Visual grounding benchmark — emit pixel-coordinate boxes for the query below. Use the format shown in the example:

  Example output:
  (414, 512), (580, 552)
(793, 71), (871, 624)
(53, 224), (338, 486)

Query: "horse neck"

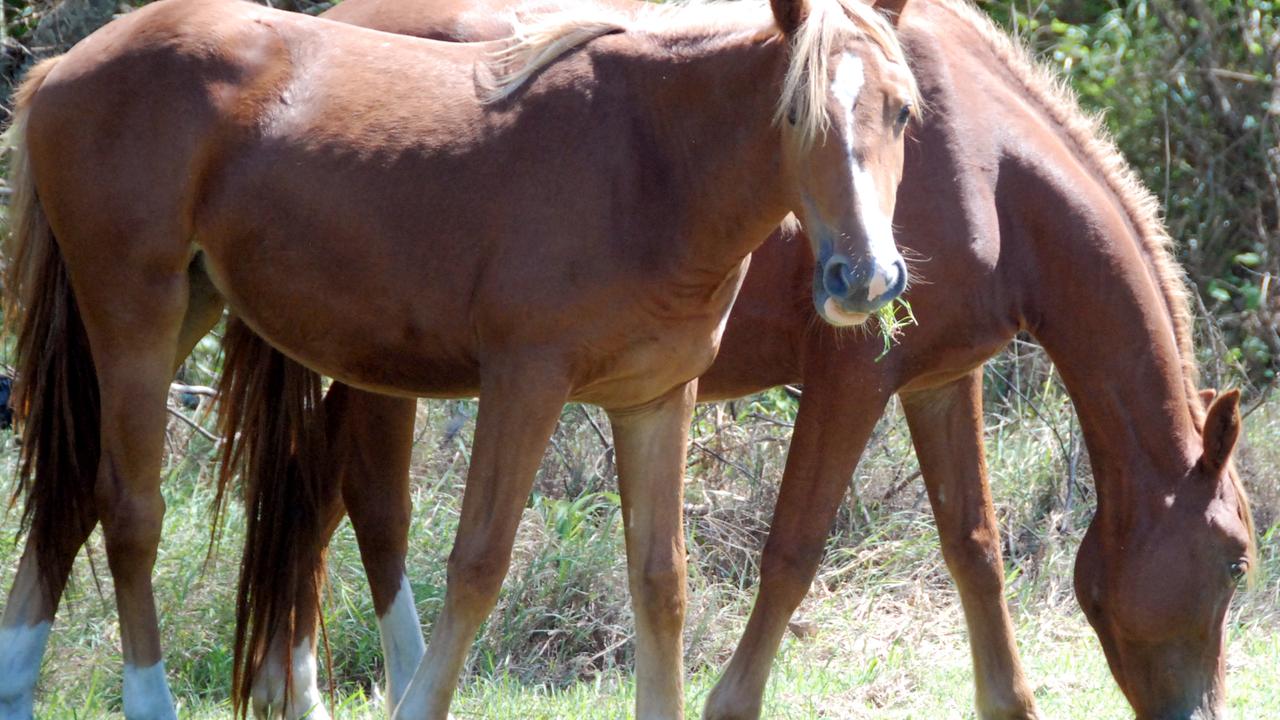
(611, 31), (793, 280)
(1001, 152), (1199, 517)
(903, 0), (1201, 518)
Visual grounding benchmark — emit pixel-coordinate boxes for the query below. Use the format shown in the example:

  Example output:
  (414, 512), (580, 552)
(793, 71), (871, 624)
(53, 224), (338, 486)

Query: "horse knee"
(446, 550), (509, 614)
(635, 561), (686, 632)
(940, 527), (1004, 595)
(757, 541), (823, 612)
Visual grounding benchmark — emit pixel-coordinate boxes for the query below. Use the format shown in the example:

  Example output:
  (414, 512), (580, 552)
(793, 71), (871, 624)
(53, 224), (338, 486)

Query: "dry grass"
(0, 339), (1276, 717)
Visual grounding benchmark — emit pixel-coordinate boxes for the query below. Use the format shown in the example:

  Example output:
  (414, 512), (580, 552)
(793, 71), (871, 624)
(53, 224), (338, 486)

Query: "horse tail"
(2, 55), (101, 603)
(216, 316), (332, 718)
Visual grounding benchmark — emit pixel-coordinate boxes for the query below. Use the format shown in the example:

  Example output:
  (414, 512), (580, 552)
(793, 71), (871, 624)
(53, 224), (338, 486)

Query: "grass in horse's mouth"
(875, 298), (917, 360)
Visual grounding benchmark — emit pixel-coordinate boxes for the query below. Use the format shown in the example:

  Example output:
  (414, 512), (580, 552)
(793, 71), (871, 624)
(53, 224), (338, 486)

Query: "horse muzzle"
(812, 252), (907, 326)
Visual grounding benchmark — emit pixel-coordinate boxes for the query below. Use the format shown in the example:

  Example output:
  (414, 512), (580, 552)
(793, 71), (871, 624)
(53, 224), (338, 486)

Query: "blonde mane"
(931, 0), (1255, 565)
(485, 0), (916, 148)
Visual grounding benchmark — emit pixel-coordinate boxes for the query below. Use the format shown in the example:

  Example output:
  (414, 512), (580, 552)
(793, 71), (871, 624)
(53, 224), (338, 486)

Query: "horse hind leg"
(394, 363), (569, 719)
(249, 381), (420, 720)
(63, 226), (196, 719)
(0, 249), (221, 720)
(330, 384), (423, 715)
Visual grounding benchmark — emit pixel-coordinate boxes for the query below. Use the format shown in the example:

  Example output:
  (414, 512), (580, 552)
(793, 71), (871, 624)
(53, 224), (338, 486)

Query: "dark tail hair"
(2, 55), (101, 606)
(216, 316), (332, 718)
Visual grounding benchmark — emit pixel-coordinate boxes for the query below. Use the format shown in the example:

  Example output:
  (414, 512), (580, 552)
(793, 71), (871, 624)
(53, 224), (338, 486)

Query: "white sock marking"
(122, 661), (177, 720)
(251, 636), (330, 720)
(0, 622), (51, 719)
(288, 638), (330, 720)
(378, 575), (426, 716)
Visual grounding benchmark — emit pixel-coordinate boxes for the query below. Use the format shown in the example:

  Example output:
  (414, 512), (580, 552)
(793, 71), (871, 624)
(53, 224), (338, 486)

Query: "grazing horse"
(0, 0), (919, 717)
(232, 0), (1259, 718)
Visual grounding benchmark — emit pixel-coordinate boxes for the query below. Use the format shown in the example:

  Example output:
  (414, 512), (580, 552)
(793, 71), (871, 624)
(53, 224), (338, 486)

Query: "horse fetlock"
(701, 682), (763, 720)
(976, 693), (1041, 720)
(0, 621), (51, 720)
(251, 637), (328, 720)
(121, 661), (177, 720)
(377, 575), (426, 712)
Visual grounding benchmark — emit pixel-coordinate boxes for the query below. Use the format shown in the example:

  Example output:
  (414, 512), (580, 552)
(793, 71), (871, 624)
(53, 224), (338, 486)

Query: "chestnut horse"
(230, 0), (1259, 718)
(0, 0), (919, 717)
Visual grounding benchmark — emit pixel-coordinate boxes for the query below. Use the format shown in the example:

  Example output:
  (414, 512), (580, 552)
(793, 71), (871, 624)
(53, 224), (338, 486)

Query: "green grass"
(0, 348), (1277, 718)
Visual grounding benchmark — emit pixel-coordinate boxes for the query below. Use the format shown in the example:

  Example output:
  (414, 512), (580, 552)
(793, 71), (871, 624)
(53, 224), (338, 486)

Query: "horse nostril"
(823, 256), (853, 298)
(887, 258), (907, 297)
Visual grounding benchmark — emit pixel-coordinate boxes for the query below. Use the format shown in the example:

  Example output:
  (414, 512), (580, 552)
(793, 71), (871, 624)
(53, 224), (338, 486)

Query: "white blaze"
(834, 52), (902, 302)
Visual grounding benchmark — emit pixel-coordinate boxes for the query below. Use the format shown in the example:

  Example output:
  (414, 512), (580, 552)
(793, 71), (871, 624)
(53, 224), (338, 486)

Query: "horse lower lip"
(822, 297), (868, 326)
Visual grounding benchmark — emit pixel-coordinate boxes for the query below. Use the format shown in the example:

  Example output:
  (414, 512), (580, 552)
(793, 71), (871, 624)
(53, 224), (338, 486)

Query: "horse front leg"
(900, 370), (1039, 720)
(608, 381), (697, 720)
(703, 379), (891, 720)
(392, 364), (569, 720)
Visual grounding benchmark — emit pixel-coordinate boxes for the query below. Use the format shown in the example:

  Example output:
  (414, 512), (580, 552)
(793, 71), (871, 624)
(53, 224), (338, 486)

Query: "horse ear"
(1199, 388), (1218, 406)
(1199, 389), (1241, 476)
(770, 0), (808, 35)
(872, 0), (909, 25)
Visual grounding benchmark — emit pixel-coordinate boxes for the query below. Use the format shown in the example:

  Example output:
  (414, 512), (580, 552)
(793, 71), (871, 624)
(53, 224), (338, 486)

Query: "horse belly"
(197, 237), (483, 398)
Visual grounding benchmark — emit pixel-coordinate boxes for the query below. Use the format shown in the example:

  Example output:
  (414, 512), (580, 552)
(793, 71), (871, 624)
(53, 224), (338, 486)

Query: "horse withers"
(0, 0), (917, 717)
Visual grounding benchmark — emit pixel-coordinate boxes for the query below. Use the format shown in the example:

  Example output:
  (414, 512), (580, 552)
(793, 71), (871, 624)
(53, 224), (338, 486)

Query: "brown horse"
(230, 0), (1259, 718)
(0, 0), (918, 717)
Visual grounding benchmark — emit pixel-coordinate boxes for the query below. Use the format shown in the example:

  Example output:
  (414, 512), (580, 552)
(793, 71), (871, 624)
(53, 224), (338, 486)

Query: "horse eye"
(787, 104), (798, 126)
(1229, 560), (1247, 582)
(896, 103), (912, 127)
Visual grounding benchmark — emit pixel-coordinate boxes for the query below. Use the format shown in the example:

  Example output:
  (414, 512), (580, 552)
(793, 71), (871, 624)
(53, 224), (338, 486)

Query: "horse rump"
(2, 55), (101, 606)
